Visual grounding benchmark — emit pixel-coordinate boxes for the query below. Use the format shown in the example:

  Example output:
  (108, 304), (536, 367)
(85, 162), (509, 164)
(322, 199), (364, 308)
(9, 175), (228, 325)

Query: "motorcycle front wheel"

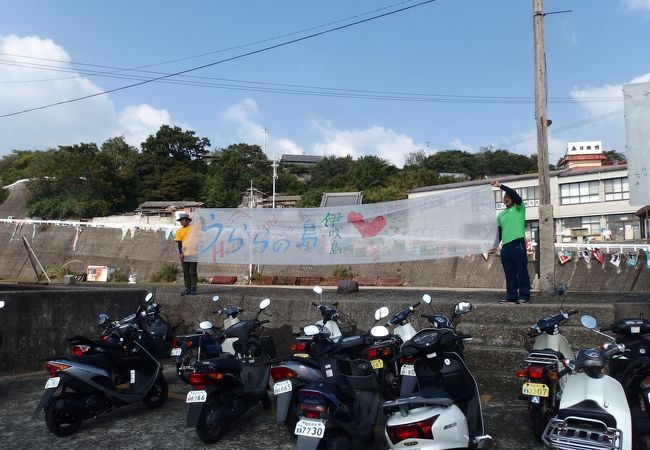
(142, 374), (168, 408)
(44, 395), (83, 436)
(195, 398), (228, 444)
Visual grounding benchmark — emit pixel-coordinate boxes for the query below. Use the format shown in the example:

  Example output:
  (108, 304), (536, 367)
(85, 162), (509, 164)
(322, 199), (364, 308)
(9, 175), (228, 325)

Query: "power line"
(0, 0), (441, 118)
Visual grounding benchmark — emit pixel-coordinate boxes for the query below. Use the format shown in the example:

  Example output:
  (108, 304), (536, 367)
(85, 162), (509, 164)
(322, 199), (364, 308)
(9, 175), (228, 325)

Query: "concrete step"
(463, 344), (528, 374)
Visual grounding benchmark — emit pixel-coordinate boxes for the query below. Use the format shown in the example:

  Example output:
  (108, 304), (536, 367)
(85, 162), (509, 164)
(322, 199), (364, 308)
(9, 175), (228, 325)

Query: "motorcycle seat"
(556, 399), (617, 428)
(66, 354), (117, 372)
(285, 355), (321, 369)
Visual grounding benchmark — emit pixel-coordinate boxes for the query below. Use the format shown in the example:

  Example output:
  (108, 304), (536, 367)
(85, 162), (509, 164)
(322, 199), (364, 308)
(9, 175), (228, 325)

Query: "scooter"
(603, 314), (650, 449)
(186, 298), (274, 444)
(516, 283), (578, 442)
(542, 315), (631, 450)
(32, 317), (168, 436)
(172, 295), (226, 383)
(270, 294), (372, 436)
(293, 323), (390, 450)
(382, 301), (491, 449)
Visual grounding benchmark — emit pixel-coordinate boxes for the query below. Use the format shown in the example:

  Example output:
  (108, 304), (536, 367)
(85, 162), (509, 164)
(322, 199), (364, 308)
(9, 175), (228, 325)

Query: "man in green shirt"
(491, 180), (530, 304)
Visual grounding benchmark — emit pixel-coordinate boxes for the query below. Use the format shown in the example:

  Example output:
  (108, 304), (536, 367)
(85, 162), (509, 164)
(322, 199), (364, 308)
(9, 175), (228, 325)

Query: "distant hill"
(0, 179), (27, 219)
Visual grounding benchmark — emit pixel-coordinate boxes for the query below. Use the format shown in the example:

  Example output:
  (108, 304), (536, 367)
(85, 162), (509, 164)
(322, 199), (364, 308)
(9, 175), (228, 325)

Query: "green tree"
(349, 155), (398, 191)
(603, 150), (626, 162)
(307, 155), (355, 191)
(202, 143), (271, 207)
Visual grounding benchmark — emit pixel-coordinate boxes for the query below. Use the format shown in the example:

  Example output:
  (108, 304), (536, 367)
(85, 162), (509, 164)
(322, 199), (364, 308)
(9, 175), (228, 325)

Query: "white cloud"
(0, 34), (176, 154)
(310, 117), (419, 168)
(117, 105), (171, 147)
(623, 0), (650, 11)
(447, 138), (474, 152)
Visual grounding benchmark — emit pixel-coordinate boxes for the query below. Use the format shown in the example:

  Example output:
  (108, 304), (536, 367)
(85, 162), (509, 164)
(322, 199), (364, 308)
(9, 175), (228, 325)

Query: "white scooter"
(312, 285), (343, 342)
(382, 302), (491, 449)
(542, 315), (631, 450)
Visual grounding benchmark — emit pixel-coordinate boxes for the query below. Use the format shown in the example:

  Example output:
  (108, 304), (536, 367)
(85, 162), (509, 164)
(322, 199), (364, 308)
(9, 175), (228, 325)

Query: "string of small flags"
(557, 248), (645, 268)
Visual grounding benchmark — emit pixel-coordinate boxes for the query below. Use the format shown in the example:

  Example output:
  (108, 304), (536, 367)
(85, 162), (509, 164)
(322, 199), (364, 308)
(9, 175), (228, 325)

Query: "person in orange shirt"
(174, 213), (197, 295)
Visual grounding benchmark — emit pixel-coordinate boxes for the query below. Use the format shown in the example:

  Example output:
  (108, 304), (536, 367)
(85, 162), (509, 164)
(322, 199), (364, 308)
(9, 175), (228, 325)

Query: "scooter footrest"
(542, 417), (622, 450)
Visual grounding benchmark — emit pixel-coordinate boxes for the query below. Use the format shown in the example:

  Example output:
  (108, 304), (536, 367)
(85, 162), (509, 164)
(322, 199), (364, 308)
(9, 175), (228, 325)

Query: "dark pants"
(501, 239), (530, 301)
(182, 261), (198, 291)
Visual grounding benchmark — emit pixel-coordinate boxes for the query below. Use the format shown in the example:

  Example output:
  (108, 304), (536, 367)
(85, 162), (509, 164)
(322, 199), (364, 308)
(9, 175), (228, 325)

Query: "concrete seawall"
(1, 223), (648, 291)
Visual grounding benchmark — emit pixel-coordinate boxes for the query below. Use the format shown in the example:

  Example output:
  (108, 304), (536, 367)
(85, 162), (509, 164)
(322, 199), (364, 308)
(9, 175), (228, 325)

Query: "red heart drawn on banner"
(347, 211), (386, 238)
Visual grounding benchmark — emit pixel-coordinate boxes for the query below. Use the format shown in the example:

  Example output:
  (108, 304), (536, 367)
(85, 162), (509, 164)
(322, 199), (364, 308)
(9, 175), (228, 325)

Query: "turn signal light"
(515, 369), (528, 378)
(290, 341), (308, 352)
(367, 348), (379, 359)
(44, 361), (71, 376)
(641, 375), (650, 389)
(547, 371), (560, 382)
(386, 415), (439, 444)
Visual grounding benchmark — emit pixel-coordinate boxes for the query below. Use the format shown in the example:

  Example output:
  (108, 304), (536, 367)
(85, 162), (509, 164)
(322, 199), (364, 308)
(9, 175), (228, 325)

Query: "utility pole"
(533, 0), (555, 294)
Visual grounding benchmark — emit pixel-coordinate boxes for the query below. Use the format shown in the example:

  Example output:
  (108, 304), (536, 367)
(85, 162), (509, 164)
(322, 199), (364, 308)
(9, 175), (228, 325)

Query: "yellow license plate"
(370, 359), (384, 369)
(294, 353), (309, 358)
(522, 382), (549, 397)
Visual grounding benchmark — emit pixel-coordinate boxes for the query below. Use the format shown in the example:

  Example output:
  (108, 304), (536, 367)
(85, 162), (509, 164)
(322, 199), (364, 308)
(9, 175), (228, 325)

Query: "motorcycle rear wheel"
(44, 396), (82, 436)
(195, 399), (228, 444)
(529, 399), (552, 443)
(142, 374), (168, 408)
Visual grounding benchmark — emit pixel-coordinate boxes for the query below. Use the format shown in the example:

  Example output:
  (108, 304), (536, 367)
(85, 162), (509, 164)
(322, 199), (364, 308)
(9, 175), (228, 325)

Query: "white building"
(408, 145), (637, 243)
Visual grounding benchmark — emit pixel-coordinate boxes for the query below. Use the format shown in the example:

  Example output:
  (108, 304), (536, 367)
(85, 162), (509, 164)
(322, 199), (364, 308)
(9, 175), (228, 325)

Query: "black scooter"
(185, 298), (274, 444)
(32, 313), (168, 436)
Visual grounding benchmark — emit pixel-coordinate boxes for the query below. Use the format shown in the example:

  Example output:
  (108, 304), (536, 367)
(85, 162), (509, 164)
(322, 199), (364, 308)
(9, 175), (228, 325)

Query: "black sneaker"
(516, 298), (530, 304)
(180, 289), (190, 296)
(499, 298), (517, 304)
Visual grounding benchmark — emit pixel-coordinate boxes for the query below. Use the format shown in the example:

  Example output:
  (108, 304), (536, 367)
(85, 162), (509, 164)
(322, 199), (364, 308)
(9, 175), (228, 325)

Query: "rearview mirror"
(374, 307), (390, 321)
(422, 294), (432, 304)
(145, 292), (154, 303)
(304, 325), (321, 336)
(200, 320), (213, 330)
(454, 302), (473, 315)
(371, 325), (390, 337)
(313, 286), (323, 295)
(555, 283), (567, 296)
(580, 315), (597, 330)
(259, 298), (271, 310)
(97, 313), (109, 326)
(212, 295), (220, 302)
(0, 300), (5, 308)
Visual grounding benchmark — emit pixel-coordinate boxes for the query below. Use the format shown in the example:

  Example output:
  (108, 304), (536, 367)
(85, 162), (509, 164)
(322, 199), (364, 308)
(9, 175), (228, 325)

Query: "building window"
(560, 181), (599, 204)
(581, 216), (601, 236)
(495, 186), (539, 209)
(604, 177), (629, 201)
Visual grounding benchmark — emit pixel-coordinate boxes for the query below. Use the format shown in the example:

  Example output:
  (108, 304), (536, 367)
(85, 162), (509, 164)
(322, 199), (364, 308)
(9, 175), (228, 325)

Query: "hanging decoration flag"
(121, 227), (128, 241)
(165, 228), (173, 240)
(610, 253), (621, 268)
(32, 224), (36, 242)
(579, 249), (592, 264)
(482, 252), (489, 260)
(72, 227), (82, 251)
(558, 251), (573, 265)
(626, 252), (638, 267)
(592, 249), (604, 264)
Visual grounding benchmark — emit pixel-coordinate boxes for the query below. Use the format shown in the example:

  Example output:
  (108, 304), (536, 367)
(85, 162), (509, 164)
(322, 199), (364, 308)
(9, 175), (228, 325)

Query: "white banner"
(183, 185), (497, 265)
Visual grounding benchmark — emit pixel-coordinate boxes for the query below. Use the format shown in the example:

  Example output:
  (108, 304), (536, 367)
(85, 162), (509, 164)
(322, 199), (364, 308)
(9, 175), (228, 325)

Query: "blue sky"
(0, 0), (648, 167)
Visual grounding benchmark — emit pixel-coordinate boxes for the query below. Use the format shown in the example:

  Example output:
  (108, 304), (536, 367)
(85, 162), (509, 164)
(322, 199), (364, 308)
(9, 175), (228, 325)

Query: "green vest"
(497, 202), (526, 244)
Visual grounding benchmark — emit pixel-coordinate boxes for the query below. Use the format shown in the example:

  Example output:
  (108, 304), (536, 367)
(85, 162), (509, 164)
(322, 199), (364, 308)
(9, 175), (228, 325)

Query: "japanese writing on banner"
(182, 185), (497, 265)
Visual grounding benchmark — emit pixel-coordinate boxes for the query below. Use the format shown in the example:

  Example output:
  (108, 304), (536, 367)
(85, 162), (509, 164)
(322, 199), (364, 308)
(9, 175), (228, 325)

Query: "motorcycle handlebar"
(258, 319), (270, 325)
(557, 365), (573, 378)
(567, 309), (579, 316)
(312, 302), (318, 307)
(455, 333), (472, 340)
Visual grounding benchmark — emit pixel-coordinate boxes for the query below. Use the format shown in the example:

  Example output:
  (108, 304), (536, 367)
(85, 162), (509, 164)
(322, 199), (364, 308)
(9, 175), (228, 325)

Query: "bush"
(112, 269), (129, 282)
(151, 263), (180, 282)
(334, 266), (354, 279)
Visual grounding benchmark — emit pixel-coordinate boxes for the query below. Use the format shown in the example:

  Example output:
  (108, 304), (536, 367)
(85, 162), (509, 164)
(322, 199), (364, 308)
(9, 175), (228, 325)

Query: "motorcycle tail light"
(641, 375), (650, 389)
(386, 415), (439, 444)
(70, 345), (90, 356)
(171, 337), (180, 348)
(270, 366), (299, 382)
(399, 356), (418, 364)
(367, 348), (379, 359)
(289, 341), (308, 352)
(297, 390), (331, 419)
(297, 402), (328, 419)
(44, 361), (71, 376)
(527, 365), (544, 380)
(188, 372), (224, 389)
(381, 347), (392, 357)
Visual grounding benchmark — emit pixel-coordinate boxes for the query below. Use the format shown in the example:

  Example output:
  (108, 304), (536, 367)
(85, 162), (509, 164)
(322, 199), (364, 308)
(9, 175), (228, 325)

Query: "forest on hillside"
(0, 125), (624, 220)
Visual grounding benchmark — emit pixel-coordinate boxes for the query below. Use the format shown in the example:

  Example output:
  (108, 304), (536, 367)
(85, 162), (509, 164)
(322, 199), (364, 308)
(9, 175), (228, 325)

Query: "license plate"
(370, 359), (384, 369)
(400, 364), (415, 377)
(186, 390), (207, 403)
(45, 377), (60, 389)
(171, 347), (182, 356)
(522, 382), (549, 397)
(273, 380), (292, 395)
(294, 419), (325, 438)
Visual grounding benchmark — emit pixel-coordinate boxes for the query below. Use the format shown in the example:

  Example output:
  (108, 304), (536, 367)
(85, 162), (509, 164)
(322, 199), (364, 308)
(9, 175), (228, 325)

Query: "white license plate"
(273, 380), (292, 395)
(400, 364), (415, 377)
(294, 419), (325, 438)
(45, 377), (60, 389)
(171, 347), (182, 356)
(186, 390), (207, 403)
